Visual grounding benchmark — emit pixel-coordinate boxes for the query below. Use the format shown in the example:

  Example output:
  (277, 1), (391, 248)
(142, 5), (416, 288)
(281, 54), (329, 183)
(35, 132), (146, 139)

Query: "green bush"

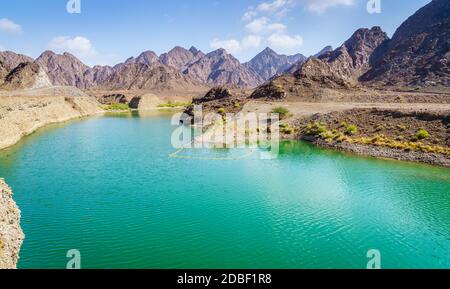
(218, 108), (225, 114)
(272, 107), (290, 119)
(101, 103), (130, 111)
(346, 124), (358, 135)
(415, 129), (430, 140)
(234, 102), (241, 109)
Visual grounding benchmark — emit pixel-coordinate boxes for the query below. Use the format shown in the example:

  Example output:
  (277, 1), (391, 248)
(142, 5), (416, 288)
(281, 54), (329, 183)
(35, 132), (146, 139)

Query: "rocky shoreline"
(0, 179), (24, 269)
(304, 137), (450, 167)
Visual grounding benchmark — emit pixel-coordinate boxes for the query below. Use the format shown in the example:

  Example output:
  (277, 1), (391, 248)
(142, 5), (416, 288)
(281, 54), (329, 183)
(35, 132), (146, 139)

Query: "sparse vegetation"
(101, 103), (130, 111)
(157, 101), (192, 108)
(272, 107), (290, 119)
(414, 129), (430, 140)
(346, 124), (358, 135)
(218, 108), (225, 114)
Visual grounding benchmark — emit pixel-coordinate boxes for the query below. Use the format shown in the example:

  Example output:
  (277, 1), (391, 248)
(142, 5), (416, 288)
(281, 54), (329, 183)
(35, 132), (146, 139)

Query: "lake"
(0, 111), (448, 269)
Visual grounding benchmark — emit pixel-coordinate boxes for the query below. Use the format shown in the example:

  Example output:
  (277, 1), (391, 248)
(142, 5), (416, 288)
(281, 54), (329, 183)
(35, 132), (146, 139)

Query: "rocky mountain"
(124, 50), (159, 66)
(160, 46), (205, 71)
(0, 51), (34, 70)
(361, 0), (450, 87)
(285, 46), (333, 74)
(0, 61), (9, 85)
(314, 46), (333, 58)
(318, 26), (389, 83)
(99, 61), (199, 91)
(183, 48), (264, 88)
(245, 47), (307, 81)
(251, 27), (388, 100)
(35, 51), (91, 88)
(1, 62), (51, 90)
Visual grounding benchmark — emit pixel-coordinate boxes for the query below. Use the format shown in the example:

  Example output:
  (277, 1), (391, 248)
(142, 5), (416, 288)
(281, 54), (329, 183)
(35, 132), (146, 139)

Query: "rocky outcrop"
(194, 87), (232, 103)
(183, 48), (264, 88)
(0, 179), (24, 269)
(96, 93), (128, 105)
(314, 46), (333, 58)
(0, 86), (103, 150)
(361, 0), (450, 87)
(2, 62), (51, 90)
(0, 61), (9, 85)
(0, 51), (34, 71)
(318, 26), (389, 83)
(128, 93), (163, 110)
(35, 51), (91, 89)
(160, 46), (205, 71)
(245, 47), (306, 81)
(99, 61), (200, 91)
(124, 50), (160, 66)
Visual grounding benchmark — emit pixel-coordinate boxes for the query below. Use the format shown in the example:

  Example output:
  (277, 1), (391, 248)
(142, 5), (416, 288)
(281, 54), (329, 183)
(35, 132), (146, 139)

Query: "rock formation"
(0, 51), (33, 71)
(361, 0), (450, 87)
(2, 62), (51, 90)
(0, 179), (24, 269)
(160, 46), (205, 71)
(183, 48), (264, 88)
(35, 51), (91, 89)
(245, 47), (306, 81)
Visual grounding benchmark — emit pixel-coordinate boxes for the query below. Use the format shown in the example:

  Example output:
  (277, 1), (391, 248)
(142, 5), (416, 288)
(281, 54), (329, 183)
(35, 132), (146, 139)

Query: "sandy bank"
(0, 86), (104, 150)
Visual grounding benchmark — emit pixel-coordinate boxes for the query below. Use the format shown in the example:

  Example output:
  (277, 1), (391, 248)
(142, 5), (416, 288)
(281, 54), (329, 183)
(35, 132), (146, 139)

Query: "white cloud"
(306, 0), (356, 13)
(48, 36), (97, 59)
(210, 35), (263, 54)
(258, 0), (291, 12)
(210, 38), (242, 54)
(267, 33), (304, 52)
(242, 35), (263, 49)
(242, 10), (258, 21)
(0, 18), (22, 34)
(245, 17), (286, 34)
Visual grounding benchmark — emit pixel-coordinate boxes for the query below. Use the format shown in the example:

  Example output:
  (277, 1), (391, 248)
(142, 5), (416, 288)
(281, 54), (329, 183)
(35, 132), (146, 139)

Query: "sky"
(0, 0), (431, 66)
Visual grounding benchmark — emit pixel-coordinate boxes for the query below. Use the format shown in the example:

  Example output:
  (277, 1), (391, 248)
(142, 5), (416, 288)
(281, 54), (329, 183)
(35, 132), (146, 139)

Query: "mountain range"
(0, 0), (448, 93)
(251, 0), (449, 100)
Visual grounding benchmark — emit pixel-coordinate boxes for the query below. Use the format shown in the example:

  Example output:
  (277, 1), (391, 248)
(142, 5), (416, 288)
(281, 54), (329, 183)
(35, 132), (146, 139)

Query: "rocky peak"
(35, 50), (91, 88)
(0, 51), (34, 71)
(316, 26), (389, 82)
(314, 46), (333, 58)
(247, 47), (307, 81)
(183, 48), (263, 88)
(361, 0), (450, 86)
(160, 46), (200, 71)
(125, 50), (159, 65)
(189, 46), (201, 55)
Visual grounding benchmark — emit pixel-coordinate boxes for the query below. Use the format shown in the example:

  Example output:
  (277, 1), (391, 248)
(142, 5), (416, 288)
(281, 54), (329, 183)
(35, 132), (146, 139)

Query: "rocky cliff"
(0, 179), (24, 269)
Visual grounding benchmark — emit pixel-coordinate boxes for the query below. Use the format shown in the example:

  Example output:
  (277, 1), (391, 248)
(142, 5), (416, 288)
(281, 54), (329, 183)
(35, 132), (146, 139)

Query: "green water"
(0, 112), (448, 269)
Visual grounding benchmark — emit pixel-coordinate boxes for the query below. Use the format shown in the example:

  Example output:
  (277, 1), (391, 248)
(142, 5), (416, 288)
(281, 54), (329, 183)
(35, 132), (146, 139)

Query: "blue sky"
(0, 0), (431, 66)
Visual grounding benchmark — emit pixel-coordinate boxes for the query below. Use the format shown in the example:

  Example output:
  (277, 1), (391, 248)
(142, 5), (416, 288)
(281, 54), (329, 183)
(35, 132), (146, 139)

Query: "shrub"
(218, 108), (225, 114)
(101, 103), (130, 111)
(272, 107), (290, 119)
(346, 124), (358, 135)
(282, 127), (294, 135)
(234, 102), (241, 109)
(415, 129), (430, 140)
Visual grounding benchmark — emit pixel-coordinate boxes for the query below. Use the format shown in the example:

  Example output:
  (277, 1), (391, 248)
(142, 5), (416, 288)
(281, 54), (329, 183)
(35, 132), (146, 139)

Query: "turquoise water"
(0, 112), (449, 269)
